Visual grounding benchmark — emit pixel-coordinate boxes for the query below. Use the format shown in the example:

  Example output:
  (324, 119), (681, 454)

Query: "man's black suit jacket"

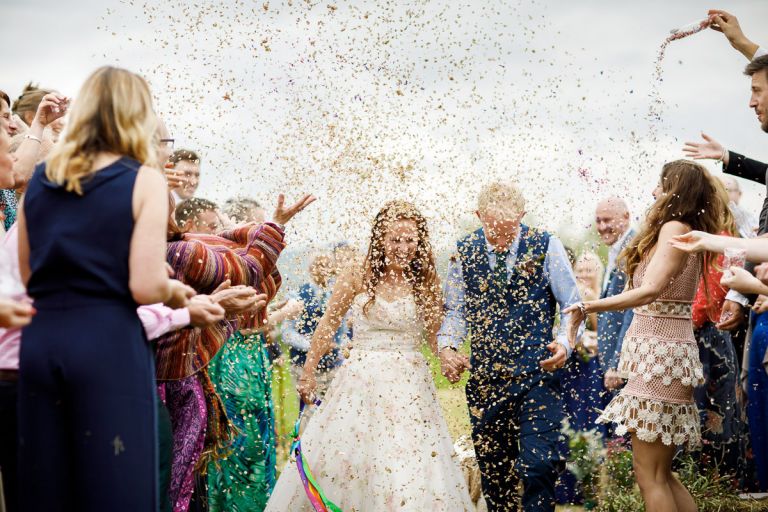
(724, 151), (768, 235)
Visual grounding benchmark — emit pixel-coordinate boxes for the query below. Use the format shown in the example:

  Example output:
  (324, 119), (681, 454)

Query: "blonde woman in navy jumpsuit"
(16, 66), (193, 511)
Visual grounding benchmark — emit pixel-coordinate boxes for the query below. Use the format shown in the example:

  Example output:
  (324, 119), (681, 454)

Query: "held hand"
(716, 299), (745, 331)
(721, 266), (762, 294)
(604, 369), (624, 391)
(0, 298), (35, 328)
(668, 231), (716, 254)
(297, 369), (318, 405)
(165, 279), (196, 309)
(164, 165), (186, 189)
(33, 93), (69, 128)
(272, 193), (317, 226)
(439, 348), (466, 383)
(540, 342), (567, 372)
(682, 133), (724, 161)
(187, 295), (226, 328)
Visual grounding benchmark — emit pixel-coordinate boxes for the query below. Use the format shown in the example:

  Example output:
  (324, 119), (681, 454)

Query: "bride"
(265, 201), (473, 511)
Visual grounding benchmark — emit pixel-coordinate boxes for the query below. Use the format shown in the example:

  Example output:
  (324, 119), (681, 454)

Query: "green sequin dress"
(207, 331), (276, 511)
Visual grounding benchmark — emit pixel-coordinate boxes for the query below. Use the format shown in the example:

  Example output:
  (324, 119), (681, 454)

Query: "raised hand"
(164, 163), (186, 189)
(707, 9), (758, 59)
(33, 93), (69, 128)
(682, 133), (725, 162)
(272, 193), (316, 226)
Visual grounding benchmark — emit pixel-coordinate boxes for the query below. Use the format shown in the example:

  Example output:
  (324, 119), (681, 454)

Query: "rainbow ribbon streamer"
(292, 399), (343, 512)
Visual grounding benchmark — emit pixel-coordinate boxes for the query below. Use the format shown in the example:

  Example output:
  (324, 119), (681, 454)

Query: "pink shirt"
(0, 224), (191, 371)
(0, 224), (25, 370)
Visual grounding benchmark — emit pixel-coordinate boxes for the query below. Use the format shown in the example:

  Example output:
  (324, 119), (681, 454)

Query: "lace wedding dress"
(265, 294), (473, 511)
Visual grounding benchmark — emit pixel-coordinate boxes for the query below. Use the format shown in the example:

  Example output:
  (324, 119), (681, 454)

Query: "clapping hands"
(439, 348), (471, 383)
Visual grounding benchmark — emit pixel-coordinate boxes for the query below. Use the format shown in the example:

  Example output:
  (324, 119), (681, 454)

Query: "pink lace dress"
(597, 254), (705, 449)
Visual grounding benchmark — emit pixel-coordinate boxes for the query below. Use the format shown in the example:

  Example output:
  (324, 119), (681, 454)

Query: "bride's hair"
(362, 201), (443, 328)
(620, 159), (728, 282)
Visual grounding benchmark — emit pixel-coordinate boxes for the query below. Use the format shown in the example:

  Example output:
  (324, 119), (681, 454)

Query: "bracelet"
(24, 134), (42, 144)
(716, 148), (727, 163)
(577, 302), (588, 316)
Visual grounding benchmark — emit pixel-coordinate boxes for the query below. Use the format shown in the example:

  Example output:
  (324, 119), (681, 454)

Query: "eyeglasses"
(160, 138), (175, 149)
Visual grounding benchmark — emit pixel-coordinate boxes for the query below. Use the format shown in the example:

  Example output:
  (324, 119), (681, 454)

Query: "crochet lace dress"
(597, 254), (704, 449)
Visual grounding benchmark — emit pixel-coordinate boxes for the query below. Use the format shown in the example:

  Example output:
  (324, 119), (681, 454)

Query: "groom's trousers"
(467, 371), (565, 512)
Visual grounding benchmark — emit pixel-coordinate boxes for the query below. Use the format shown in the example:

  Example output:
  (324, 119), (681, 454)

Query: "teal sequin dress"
(207, 331), (276, 511)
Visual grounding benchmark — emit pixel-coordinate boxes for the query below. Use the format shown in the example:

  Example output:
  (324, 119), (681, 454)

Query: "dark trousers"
(18, 305), (158, 511)
(0, 380), (18, 512)
(467, 371), (565, 512)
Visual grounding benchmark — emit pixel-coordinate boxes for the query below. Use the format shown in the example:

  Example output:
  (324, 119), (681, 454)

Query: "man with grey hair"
(438, 181), (583, 511)
(594, 197), (636, 414)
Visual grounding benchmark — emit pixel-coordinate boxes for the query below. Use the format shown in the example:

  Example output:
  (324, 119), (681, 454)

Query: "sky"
(2, 0), (767, 275)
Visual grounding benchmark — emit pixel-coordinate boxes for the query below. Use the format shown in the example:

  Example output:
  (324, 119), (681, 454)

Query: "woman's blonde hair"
(45, 66), (159, 194)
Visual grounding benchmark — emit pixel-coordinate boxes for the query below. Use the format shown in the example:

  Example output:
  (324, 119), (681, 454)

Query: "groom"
(439, 182), (583, 512)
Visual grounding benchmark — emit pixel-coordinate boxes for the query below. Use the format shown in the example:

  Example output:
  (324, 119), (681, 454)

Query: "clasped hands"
(438, 348), (471, 383)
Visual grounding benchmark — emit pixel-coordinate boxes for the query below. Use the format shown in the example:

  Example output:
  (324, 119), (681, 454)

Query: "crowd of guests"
(0, 7), (767, 512)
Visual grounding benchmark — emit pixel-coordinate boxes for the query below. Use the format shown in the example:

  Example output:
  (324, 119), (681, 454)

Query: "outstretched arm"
(670, 230), (768, 262)
(297, 266), (362, 403)
(565, 222), (691, 345)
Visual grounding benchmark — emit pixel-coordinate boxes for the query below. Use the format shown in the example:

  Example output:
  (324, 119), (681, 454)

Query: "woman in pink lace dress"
(566, 160), (730, 512)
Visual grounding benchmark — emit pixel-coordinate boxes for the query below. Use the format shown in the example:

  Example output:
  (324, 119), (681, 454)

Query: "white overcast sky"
(2, 0), (767, 260)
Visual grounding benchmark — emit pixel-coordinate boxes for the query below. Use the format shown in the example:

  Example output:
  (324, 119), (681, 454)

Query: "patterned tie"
(491, 248), (510, 289)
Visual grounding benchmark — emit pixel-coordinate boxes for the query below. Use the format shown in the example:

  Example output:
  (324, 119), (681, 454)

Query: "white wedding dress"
(265, 293), (473, 511)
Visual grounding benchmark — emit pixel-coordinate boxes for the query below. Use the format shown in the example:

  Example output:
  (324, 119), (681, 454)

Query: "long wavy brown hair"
(362, 201), (442, 329)
(620, 160), (729, 282)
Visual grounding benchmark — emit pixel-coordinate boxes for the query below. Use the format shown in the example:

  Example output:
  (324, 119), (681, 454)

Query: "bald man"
(594, 198), (636, 402)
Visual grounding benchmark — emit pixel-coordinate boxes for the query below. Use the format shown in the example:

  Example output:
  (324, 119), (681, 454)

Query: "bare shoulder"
(659, 221), (690, 238)
(136, 165), (166, 187)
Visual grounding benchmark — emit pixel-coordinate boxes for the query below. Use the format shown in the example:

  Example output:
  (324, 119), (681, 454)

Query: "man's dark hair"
(175, 198), (218, 225)
(745, 54), (768, 77)
(169, 149), (201, 166)
(0, 90), (9, 107)
(223, 197), (263, 223)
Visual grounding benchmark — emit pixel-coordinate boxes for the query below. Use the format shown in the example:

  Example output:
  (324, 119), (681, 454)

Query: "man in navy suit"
(439, 182), (583, 511)
(594, 198), (635, 401)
